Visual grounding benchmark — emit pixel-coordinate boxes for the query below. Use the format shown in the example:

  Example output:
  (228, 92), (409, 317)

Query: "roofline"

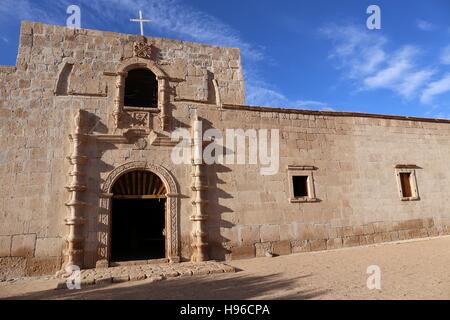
(19, 21), (241, 51)
(222, 104), (450, 125)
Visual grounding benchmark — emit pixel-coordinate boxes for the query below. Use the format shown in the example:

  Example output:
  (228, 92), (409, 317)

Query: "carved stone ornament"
(134, 41), (153, 60)
(134, 138), (148, 150)
(100, 162), (180, 262)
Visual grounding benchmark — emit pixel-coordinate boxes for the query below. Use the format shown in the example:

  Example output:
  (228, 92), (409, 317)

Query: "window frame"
(114, 58), (170, 131)
(287, 165), (318, 203)
(123, 68), (159, 110)
(395, 167), (420, 201)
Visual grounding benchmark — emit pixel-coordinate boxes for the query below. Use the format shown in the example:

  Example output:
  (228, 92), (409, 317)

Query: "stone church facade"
(1, 21), (450, 277)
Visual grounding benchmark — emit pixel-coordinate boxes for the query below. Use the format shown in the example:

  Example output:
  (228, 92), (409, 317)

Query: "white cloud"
(420, 74), (450, 104)
(1, 36), (8, 43)
(322, 25), (437, 100)
(440, 45), (450, 65)
(292, 100), (329, 108)
(416, 19), (435, 31)
(398, 69), (435, 97)
(0, 0), (58, 23)
(245, 75), (329, 109)
(246, 81), (288, 106)
(363, 46), (434, 98)
(320, 24), (387, 79)
(364, 46), (416, 90)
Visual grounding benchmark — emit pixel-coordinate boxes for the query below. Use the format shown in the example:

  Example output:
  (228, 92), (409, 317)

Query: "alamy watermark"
(65, 264), (81, 290)
(171, 125), (280, 176)
(366, 265), (381, 290)
(67, 5), (81, 29)
(366, 5), (381, 30)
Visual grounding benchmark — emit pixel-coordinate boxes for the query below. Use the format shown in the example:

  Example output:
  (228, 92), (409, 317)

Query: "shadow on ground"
(3, 272), (331, 300)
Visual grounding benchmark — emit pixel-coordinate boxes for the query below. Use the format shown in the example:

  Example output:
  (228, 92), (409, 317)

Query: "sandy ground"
(1, 236), (449, 300)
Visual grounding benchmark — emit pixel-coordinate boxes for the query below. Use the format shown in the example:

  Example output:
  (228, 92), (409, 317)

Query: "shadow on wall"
(207, 163), (235, 261)
(3, 272), (330, 300)
(82, 111), (117, 267)
(201, 118), (236, 261)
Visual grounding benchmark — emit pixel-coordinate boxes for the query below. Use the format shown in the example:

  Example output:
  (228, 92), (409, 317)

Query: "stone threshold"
(109, 258), (169, 267)
(56, 261), (236, 290)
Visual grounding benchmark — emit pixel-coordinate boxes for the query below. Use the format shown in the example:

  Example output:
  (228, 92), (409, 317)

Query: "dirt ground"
(1, 236), (449, 300)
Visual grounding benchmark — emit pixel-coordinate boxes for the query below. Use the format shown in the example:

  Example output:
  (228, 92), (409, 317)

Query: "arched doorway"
(110, 170), (167, 262)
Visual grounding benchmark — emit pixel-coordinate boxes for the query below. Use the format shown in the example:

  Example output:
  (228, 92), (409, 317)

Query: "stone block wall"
(1, 21), (450, 278)
(200, 105), (450, 261)
(0, 21), (244, 277)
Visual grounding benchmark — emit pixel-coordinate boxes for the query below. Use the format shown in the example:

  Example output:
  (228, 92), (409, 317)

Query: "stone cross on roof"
(130, 10), (151, 36)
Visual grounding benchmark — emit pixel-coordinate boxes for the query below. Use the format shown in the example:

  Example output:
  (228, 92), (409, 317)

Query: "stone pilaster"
(158, 77), (169, 131)
(113, 71), (127, 128)
(64, 109), (88, 269)
(190, 114), (209, 262)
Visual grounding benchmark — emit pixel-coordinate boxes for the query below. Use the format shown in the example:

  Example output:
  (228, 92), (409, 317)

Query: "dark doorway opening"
(111, 198), (166, 262)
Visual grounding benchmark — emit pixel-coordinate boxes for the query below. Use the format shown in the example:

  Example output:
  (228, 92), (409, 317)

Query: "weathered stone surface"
(291, 240), (310, 253)
(2, 21), (450, 278)
(310, 240), (327, 252)
(343, 236), (361, 248)
(35, 238), (63, 257)
(260, 225), (280, 242)
(326, 238), (343, 250)
(26, 258), (61, 276)
(0, 257), (27, 280)
(272, 240), (291, 256)
(239, 226), (260, 245)
(112, 275), (130, 283)
(0, 236), (11, 257)
(95, 277), (112, 285)
(231, 246), (256, 260)
(11, 234), (36, 258)
(255, 242), (272, 257)
(54, 261), (235, 288)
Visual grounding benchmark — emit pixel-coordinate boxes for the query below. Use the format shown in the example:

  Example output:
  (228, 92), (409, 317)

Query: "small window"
(395, 167), (419, 201)
(287, 165), (318, 203)
(399, 172), (412, 198)
(293, 176), (309, 198)
(124, 69), (158, 108)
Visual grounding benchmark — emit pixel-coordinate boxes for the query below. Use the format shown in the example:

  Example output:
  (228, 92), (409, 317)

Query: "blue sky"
(1, 0), (450, 118)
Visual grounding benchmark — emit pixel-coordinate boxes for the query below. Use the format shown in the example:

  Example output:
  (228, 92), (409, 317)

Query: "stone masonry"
(1, 21), (450, 278)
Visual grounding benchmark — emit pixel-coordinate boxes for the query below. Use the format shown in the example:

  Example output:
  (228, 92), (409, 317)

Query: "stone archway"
(98, 161), (180, 266)
(112, 57), (170, 131)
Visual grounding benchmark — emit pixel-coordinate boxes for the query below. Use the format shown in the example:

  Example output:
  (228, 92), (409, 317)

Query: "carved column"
(113, 71), (127, 128)
(159, 77), (169, 131)
(190, 114), (209, 262)
(64, 109), (88, 269)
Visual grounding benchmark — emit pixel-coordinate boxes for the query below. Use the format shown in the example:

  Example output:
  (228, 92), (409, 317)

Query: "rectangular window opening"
(399, 172), (412, 198)
(293, 176), (309, 198)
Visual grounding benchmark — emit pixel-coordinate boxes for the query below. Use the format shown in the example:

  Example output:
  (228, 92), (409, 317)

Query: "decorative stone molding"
(287, 165), (318, 203)
(134, 40), (153, 60)
(112, 71), (127, 129)
(190, 114), (209, 262)
(134, 138), (148, 150)
(212, 79), (222, 108)
(99, 161), (180, 264)
(121, 111), (151, 129)
(395, 167), (420, 201)
(113, 57), (170, 131)
(64, 109), (88, 270)
(159, 77), (169, 131)
(54, 58), (75, 96)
